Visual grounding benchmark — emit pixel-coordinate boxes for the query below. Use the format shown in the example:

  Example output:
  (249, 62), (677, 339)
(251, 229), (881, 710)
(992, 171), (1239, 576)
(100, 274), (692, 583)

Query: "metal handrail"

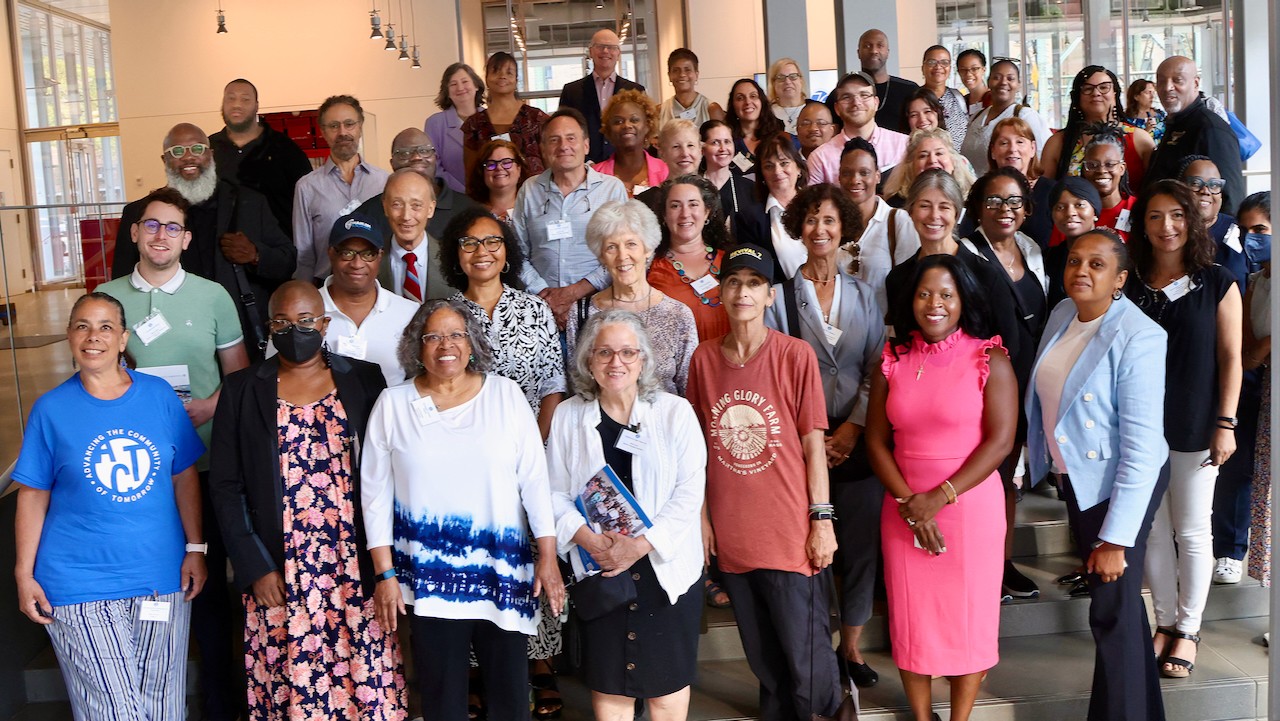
(0, 460), (15, 497)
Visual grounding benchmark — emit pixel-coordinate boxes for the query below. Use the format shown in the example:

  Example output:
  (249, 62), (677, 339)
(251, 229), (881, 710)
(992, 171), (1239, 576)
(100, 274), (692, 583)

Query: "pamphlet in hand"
(573, 465), (651, 575)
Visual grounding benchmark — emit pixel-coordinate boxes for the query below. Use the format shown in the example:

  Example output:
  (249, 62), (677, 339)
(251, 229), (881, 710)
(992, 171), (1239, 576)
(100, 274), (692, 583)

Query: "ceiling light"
(370, 10), (383, 39)
(385, 24), (397, 50)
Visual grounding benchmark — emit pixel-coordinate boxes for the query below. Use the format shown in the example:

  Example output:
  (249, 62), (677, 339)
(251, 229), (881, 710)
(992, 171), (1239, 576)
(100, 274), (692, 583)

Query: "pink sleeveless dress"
(880, 330), (1006, 676)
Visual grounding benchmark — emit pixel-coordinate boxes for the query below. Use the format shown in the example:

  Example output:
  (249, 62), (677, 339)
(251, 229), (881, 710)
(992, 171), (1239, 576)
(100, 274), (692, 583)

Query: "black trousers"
(410, 615), (530, 721)
(1213, 370), (1261, 559)
(1061, 466), (1169, 721)
(720, 569), (844, 721)
(831, 476), (882, 627)
(192, 471), (244, 721)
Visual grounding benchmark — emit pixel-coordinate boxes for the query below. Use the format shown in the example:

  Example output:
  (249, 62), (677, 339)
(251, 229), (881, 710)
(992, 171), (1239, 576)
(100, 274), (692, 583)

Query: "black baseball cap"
(328, 213), (384, 250)
(721, 244), (775, 284)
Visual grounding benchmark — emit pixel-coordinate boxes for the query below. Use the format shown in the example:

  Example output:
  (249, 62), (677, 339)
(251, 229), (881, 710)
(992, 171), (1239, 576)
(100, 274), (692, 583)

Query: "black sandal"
(1153, 625), (1178, 664)
(531, 672), (563, 720)
(1160, 630), (1201, 679)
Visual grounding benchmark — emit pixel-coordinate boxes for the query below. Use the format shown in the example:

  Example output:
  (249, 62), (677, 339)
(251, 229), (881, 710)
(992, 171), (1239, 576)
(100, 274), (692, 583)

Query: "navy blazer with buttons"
(557, 73), (646, 163)
(209, 353), (387, 592)
(1026, 296), (1168, 547)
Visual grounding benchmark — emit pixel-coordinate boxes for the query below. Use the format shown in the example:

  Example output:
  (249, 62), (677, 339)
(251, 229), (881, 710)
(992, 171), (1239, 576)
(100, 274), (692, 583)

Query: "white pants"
(1144, 449), (1219, 633)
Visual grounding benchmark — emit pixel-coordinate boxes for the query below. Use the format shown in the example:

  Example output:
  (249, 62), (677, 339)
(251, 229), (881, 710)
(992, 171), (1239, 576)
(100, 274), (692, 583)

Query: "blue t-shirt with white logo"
(13, 369), (205, 606)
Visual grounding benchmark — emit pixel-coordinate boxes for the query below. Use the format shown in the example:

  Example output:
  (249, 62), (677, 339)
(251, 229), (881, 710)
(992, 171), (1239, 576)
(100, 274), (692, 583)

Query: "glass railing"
(0, 201), (127, 493)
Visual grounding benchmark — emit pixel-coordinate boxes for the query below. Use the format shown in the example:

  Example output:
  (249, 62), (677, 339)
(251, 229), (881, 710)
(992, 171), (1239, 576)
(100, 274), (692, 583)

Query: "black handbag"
(570, 571), (637, 621)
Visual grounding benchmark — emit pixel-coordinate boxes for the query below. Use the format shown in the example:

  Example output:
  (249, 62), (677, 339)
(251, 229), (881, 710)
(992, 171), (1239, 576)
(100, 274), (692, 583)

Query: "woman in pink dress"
(865, 254), (1017, 721)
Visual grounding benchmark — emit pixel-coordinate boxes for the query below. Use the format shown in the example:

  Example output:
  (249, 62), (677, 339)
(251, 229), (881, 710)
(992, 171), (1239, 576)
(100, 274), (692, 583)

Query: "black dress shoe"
(1056, 570), (1085, 586)
(1068, 579), (1091, 598)
(1003, 560), (1040, 599)
(847, 660), (879, 688)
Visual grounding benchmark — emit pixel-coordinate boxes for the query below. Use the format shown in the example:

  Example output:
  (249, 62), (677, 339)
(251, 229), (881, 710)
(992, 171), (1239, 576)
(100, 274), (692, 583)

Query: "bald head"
(589, 28), (621, 78)
(383, 169), (436, 247)
(268, 279), (324, 316)
(1156, 56), (1200, 114)
(390, 127), (437, 176)
(163, 123), (209, 150)
(858, 29), (890, 77)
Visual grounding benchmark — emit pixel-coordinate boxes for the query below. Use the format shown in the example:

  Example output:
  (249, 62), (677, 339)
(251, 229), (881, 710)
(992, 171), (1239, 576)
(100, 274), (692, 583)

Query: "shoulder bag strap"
(226, 186), (267, 351)
(782, 276), (802, 339)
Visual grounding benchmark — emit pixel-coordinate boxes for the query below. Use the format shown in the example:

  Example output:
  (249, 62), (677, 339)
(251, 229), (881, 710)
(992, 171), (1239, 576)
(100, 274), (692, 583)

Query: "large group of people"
(10, 22), (1272, 721)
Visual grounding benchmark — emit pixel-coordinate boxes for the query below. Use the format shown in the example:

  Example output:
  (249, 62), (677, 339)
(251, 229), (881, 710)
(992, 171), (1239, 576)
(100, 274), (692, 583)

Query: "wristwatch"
(185, 543), (209, 555)
(809, 509), (835, 522)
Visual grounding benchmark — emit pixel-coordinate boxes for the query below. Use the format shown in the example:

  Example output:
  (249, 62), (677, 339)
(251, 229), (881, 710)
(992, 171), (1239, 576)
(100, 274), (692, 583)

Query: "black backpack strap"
(782, 276), (802, 339)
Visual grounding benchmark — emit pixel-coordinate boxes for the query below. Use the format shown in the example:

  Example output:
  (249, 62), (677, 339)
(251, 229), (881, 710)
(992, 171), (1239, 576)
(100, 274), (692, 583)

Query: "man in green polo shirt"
(98, 185), (249, 720)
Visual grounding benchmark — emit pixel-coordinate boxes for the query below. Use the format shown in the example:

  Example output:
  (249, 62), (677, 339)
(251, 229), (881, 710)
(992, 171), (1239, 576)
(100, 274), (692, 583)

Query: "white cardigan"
(546, 392), (707, 604)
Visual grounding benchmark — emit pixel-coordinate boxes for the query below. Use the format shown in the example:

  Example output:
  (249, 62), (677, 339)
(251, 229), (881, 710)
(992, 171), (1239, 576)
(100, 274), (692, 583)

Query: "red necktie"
(403, 252), (422, 302)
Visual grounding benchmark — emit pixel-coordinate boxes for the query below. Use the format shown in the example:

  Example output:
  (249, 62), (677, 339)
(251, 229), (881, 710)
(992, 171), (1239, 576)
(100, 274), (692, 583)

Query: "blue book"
(573, 465), (651, 574)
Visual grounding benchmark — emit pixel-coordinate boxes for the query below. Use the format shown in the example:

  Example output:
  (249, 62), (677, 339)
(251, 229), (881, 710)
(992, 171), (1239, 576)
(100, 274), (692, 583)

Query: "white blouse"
(546, 393), (707, 604)
(361, 374), (556, 635)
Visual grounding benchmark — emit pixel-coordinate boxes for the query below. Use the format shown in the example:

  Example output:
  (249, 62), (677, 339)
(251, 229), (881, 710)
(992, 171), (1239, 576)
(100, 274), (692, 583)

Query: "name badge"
(1162, 275), (1194, 302)
(546, 219), (573, 240)
(1224, 224), (1243, 253)
(678, 108), (697, 120)
(732, 152), (754, 173)
(411, 395), (441, 425)
(140, 599), (171, 623)
(492, 132), (512, 142)
(337, 334), (367, 360)
(632, 184), (650, 196)
(133, 310), (172, 346)
(616, 428), (648, 454)
(690, 274), (719, 295)
(822, 322), (844, 346)
(1114, 208), (1132, 233)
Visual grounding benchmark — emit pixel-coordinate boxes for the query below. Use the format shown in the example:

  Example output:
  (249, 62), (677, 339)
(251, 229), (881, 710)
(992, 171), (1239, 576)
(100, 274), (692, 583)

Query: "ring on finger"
(906, 518), (916, 527)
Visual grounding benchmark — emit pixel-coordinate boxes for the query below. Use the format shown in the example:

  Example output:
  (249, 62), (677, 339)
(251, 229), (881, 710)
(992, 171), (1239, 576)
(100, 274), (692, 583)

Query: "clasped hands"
(581, 531), (651, 577)
(897, 488), (948, 555)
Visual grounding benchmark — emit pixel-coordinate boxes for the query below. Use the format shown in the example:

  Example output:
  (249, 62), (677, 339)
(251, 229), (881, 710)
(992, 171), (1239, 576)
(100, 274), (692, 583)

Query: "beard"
(222, 111), (256, 134)
(166, 158), (219, 205)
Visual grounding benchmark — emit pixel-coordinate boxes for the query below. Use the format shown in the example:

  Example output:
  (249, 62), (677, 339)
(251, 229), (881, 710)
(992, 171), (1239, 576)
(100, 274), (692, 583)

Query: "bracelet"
(185, 542), (208, 555)
(1217, 424), (1237, 431)
(808, 503), (834, 513)
(809, 509), (836, 521)
(941, 480), (958, 505)
(1217, 416), (1239, 428)
(375, 568), (397, 582)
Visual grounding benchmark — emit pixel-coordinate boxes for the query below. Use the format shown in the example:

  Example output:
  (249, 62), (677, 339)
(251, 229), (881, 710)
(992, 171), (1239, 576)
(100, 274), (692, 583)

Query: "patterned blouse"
(565, 294), (699, 397)
(451, 286), (566, 411)
(461, 104), (549, 177)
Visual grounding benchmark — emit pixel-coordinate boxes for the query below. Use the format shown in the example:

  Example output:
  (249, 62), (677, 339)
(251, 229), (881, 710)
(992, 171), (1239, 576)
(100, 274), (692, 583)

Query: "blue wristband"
(376, 568), (397, 582)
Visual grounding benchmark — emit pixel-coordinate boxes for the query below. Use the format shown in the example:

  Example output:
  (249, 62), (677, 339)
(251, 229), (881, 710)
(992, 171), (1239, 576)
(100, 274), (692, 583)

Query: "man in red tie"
(378, 169), (458, 302)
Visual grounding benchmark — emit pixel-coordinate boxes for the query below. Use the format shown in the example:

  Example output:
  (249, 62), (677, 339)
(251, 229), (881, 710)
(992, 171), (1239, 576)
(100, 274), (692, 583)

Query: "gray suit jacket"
(377, 235), (457, 302)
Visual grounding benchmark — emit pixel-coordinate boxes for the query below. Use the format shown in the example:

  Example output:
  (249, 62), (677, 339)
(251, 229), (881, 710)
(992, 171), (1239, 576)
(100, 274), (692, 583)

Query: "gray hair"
(570, 309), (662, 403)
(397, 299), (494, 379)
(585, 199), (662, 260)
(907, 168), (966, 213)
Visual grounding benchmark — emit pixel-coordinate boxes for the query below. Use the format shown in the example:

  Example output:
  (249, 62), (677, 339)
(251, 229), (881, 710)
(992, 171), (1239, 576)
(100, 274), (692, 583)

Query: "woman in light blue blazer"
(1025, 229), (1169, 721)
(763, 182), (887, 689)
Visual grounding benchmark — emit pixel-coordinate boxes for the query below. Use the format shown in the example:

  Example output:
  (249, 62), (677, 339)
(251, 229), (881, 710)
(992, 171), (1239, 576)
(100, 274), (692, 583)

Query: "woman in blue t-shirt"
(13, 292), (206, 721)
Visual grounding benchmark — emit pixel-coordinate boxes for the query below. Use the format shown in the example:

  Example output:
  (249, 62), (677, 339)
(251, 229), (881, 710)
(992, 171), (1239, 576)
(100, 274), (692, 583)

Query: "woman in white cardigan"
(547, 309), (706, 721)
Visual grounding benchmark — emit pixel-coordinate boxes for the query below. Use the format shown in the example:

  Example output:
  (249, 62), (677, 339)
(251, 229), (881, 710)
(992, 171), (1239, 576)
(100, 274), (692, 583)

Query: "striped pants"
(46, 590), (192, 721)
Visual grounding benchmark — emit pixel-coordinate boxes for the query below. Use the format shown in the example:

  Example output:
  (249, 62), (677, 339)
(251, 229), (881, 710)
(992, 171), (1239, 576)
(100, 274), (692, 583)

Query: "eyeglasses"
(267, 316), (325, 334)
(923, 59), (951, 69)
(483, 157), (516, 172)
(164, 144), (207, 159)
(797, 119), (834, 129)
(592, 43), (621, 53)
(775, 72), (803, 82)
(984, 195), (1025, 210)
(836, 91), (876, 105)
(1080, 81), (1115, 96)
(589, 347), (641, 364)
(421, 331), (469, 345)
(458, 235), (505, 253)
(957, 65), (985, 75)
(1185, 176), (1226, 194)
(1082, 159), (1124, 172)
(391, 145), (436, 161)
(320, 119), (361, 132)
(335, 247), (380, 262)
(138, 218), (186, 238)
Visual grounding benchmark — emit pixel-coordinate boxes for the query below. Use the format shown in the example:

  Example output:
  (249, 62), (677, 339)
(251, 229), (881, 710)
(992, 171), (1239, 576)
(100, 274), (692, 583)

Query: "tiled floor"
(0, 289), (77, 474)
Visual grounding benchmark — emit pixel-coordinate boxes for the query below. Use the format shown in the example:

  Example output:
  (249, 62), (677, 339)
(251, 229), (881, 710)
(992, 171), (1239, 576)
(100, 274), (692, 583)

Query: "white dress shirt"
(388, 234), (429, 300)
(320, 277), (419, 386)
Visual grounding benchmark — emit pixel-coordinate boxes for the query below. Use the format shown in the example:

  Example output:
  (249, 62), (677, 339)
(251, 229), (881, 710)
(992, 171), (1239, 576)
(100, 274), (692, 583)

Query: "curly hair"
(655, 175), (729, 256)
(725, 78), (784, 141)
(754, 133), (808, 203)
(883, 128), (975, 201)
(1081, 122), (1132, 197)
(585, 200), (662, 260)
(781, 184), (865, 273)
(436, 206), (527, 291)
(965, 166), (1034, 223)
(466, 138), (530, 203)
(397, 299), (495, 380)
(601, 89), (658, 142)
(1129, 179), (1216, 277)
(569, 309), (662, 403)
(987, 117), (1043, 181)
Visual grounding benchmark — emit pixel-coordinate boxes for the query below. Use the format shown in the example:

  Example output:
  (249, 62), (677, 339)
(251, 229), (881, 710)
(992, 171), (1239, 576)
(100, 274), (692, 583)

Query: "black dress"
(580, 412), (703, 699)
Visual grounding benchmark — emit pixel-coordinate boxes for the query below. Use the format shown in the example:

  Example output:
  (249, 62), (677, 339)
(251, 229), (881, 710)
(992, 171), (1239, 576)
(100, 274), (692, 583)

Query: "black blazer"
(557, 74), (646, 163)
(731, 202), (788, 281)
(209, 354), (387, 592)
(210, 122), (314, 239)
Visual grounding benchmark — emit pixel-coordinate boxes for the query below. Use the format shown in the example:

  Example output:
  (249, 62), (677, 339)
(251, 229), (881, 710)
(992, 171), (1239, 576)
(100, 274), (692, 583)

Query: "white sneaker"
(1213, 557), (1243, 584)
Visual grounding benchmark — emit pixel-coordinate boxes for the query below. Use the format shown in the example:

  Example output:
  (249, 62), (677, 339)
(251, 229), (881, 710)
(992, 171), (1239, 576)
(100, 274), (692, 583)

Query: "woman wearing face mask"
(1178, 155), (1249, 291)
(1126, 180), (1242, 681)
(987, 117), (1054, 248)
(1241, 192), (1273, 590)
(918, 46), (968, 150)
(210, 281), (405, 720)
(960, 59), (1051, 176)
(882, 128), (975, 208)
(1026, 229), (1170, 721)
(1040, 66), (1155, 188)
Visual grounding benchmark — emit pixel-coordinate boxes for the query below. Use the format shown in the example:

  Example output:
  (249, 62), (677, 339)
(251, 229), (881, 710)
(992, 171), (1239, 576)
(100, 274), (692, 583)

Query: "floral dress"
(243, 391), (406, 721)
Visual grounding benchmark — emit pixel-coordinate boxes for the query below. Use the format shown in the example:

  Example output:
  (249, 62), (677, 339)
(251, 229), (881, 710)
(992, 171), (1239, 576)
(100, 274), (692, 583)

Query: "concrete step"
(569, 617), (1270, 721)
(22, 645), (199, 704)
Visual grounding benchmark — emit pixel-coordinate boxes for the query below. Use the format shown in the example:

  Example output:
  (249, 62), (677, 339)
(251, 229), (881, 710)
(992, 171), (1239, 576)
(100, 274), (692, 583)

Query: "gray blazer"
(764, 271), (886, 427)
(376, 236), (457, 302)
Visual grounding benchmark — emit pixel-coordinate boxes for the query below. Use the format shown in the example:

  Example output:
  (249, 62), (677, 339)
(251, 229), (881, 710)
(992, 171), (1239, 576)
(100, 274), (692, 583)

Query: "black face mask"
(273, 326), (325, 364)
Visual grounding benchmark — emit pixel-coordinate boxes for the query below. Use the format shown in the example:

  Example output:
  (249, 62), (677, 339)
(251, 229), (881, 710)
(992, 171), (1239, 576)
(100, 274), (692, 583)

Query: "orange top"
(648, 252), (729, 342)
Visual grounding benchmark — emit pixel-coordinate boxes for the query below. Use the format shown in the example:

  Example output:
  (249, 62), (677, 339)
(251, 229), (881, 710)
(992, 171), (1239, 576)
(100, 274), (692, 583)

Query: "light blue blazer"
(1026, 296), (1169, 547)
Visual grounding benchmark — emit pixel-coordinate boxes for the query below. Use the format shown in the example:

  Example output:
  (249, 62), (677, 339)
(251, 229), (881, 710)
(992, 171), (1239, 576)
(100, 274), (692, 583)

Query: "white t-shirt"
(1035, 313), (1105, 472)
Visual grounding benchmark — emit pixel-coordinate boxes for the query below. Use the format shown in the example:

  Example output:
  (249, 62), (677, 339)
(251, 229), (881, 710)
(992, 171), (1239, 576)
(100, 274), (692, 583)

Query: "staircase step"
(566, 617), (1269, 720)
(22, 645), (200, 704)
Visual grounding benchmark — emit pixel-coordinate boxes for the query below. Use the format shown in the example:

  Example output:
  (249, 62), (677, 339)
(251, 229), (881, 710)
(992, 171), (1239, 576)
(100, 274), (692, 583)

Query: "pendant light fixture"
(370, 1), (383, 39)
(215, 0), (227, 33)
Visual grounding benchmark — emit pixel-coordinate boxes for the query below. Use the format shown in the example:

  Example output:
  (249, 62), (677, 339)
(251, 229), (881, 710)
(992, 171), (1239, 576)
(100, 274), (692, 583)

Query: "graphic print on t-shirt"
(707, 389), (782, 474)
(83, 429), (161, 502)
